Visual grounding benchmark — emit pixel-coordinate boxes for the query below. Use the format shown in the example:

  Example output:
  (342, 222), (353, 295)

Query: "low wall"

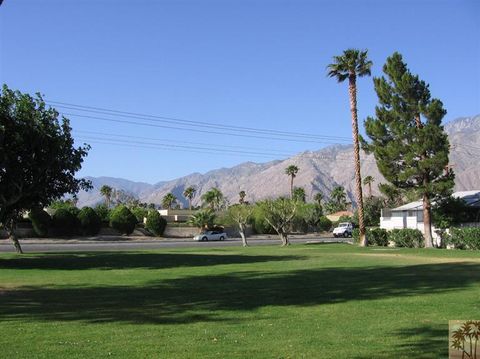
(162, 225), (254, 238)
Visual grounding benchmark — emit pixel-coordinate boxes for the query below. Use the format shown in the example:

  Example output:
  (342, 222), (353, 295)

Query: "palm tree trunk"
(188, 198), (192, 211)
(348, 75), (366, 246)
(290, 176), (294, 199)
(368, 183), (372, 198)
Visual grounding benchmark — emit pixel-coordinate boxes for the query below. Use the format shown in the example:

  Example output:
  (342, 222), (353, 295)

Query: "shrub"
(145, 211), (167, 236)
(28, 208), (51, 237)
(367, 228), (389, 246)
(110, 205), (137, 235)
(388, 228), (424, 248)
(446, 227), (480, 250)
(131, 207), (148, 224)
(318, 216), (332, 232)
(352, 228), (360, 243)
(77, 207), (102, 235)
(94, 204), (111, 223)
(251, 204), (276, 234)
(52, 208), (79, 236)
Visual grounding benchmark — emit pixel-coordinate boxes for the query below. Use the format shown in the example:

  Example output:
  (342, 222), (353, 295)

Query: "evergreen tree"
(363, 52), (454, 247)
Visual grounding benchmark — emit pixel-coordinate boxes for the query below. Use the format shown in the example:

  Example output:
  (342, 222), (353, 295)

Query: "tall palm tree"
(162, 193), (177, 209)
(238, 190), (246, 204)
(330, 186), (347, 208)
(201, 188), (224, 211)
(183, 186), (196, 210)
(328, 49), (372, 247)
(285, 165), (299, 198)
(363, 176), (374, 198)
(313, 192), (323, 206)
(100, 185), (112, 208)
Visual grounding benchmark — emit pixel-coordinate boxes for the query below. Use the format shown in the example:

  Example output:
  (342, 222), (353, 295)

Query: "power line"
(63, 111), (351, 145)
(47, 100), (353, 142)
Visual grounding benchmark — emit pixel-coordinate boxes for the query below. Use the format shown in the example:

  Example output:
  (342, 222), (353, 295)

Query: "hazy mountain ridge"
(76, 115), (480, 208)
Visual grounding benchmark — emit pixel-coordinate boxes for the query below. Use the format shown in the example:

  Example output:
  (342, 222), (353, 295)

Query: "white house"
(380, 190), (480, 242)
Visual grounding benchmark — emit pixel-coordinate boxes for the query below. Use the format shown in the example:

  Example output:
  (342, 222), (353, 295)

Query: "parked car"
(333, 222), (354, 238)
(193, 230), (227, 241)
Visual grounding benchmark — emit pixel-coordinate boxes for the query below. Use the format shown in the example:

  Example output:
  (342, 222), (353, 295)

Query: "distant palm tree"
(313, 192), (323, 206)
(328, 48), (372, 247)
(238, 190), (246, 204)
(363, 176), (375, 198)
(162, 193), (177, 209)
(201, 188), (224, 211)
(100, 185), (113, 208)
(183, 186), (196, 210)
(285, 165), (299, 198)
(188, 209), (216, 233)
(330, 186), (347, 206)
(292, 187), (306, 203)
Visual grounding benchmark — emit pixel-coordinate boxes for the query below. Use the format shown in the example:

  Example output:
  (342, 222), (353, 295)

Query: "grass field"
(1, 244), (479, 358)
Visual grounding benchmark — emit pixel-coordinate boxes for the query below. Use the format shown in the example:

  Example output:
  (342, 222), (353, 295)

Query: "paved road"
(0, 236), (349, 253)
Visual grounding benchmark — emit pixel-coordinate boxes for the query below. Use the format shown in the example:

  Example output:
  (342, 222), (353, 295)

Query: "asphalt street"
(0, 235), (349, 253)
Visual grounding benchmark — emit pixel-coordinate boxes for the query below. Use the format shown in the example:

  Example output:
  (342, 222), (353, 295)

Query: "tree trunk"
(189, 198), (192, 211)
(7, 222), (23, 254)
(239, 223), (248, 247)
(368, 183), (372, 198)
(290, 176), (294, 199)
(348, 75), (366, 246)
(280, 232), (289, 246)
(423, 194), (433, 248)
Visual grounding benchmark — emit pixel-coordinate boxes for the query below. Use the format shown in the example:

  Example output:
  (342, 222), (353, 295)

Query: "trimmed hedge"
(367, 228), (389, 247)
(145, 211), (167, 236)
(388, 229), (424, 248)
(110, 205), (137, 235)
(131, 207), (148, 224)
(77, 207), (102, 235)
(28, 208), (51, 237)
(446, 227), (480, 250)
(52, 208), (79, 236)
(94, 204), (111, 223)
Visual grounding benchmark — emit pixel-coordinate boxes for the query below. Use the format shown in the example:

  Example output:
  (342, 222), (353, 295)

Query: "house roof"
(391, 190), (480, 212)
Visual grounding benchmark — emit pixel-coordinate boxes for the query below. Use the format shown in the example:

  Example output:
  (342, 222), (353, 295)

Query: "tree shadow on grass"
(0, 252), (303, 270)
(1, 262), (479, 325)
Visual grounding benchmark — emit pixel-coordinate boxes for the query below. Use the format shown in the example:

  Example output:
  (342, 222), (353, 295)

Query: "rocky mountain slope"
(76, 115), (480, 208)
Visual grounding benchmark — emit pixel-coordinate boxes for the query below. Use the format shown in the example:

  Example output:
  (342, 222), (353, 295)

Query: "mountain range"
(76, 115), (480, 208)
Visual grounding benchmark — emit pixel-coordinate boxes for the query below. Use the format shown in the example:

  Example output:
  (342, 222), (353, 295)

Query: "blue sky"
(1, 0), (479, 183)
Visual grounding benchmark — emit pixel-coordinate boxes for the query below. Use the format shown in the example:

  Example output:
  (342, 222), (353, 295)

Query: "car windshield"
(339, 223), (349, 227)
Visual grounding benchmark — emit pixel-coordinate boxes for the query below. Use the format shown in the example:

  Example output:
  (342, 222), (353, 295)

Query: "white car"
(333, 222), (354, 238)
(193, 230), (227, 241)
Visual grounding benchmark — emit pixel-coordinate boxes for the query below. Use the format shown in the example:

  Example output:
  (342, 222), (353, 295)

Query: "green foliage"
(388, 229), (424, 248)
(353, 196), (383, 227)
(251, 204), (276, 234)
(433, 197), (479, 229)
(94, 204), (111, 223)
(100, 185), (113, 207)
(292, 187), (306, 203)
(77, 207), (102, 236)
(325, 186), (348, 214)
(145, 211), (167, 236)
(0, 85), (90, 250)
(446, 228), (480, 250)
(201, 188), (224, 210)
(52, 208), (79, 236)
(130, 206), (148, 223)
(352, 228), (360, 243)
(293, 203), (324, 232)
(162, 193), (177, 210)
(28, 207), (51, 237)
(258, 197), (298, 245)
(318, 216), (333, 232)
(109, 205), (137, 235)
(367, 228), (389, 247)
(187, 209), (216, 231)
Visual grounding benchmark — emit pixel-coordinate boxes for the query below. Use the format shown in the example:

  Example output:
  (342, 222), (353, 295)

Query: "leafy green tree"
(238, 190), (246, 204)
(284, 165), (299, 198)
(109, 205), (137, 235)
(201, 188), (224, 211)
(353, 196), (384, 227)
(28, 207), (51, 237)
(145, 210), (167, 236)
(327, 49), (372, 246)
(162, 193), (177, 209)
(0, 85), (90, 253)
(363, 52), (454, 247)
(226, 204), (253, 247)
(77, 207), (102, 236)
(363, 176), (374, 198)
(324, 186), (347, 214)
(188, 209), (216, 232)
(100, 185), (113, 208)
(292, 187), (306, 203)
(130, 206), (148, 223)
(94, 204), (111, 223)
(259, 197), (298, 246)
(183, 186), (196, 210)
(313, 192), (323, 205)
(52, 208), (79, 236)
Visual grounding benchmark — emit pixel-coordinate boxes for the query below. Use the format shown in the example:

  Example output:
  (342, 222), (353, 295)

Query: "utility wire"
(47, 100), (352, 142)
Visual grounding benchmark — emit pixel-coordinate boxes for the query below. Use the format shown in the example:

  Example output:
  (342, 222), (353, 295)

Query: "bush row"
(353, 228), (423, 248)
(27, 205), (167, 237)
(445, 227), (480, 250)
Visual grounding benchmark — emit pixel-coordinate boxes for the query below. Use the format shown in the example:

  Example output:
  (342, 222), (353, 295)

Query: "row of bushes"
(445, 228), (480, 250)
(28, 205), (167, 237)
(353, 228), (424, 248)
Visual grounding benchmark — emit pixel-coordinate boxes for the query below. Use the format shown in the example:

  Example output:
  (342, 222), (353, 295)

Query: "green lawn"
(1, 244), (479, 358)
